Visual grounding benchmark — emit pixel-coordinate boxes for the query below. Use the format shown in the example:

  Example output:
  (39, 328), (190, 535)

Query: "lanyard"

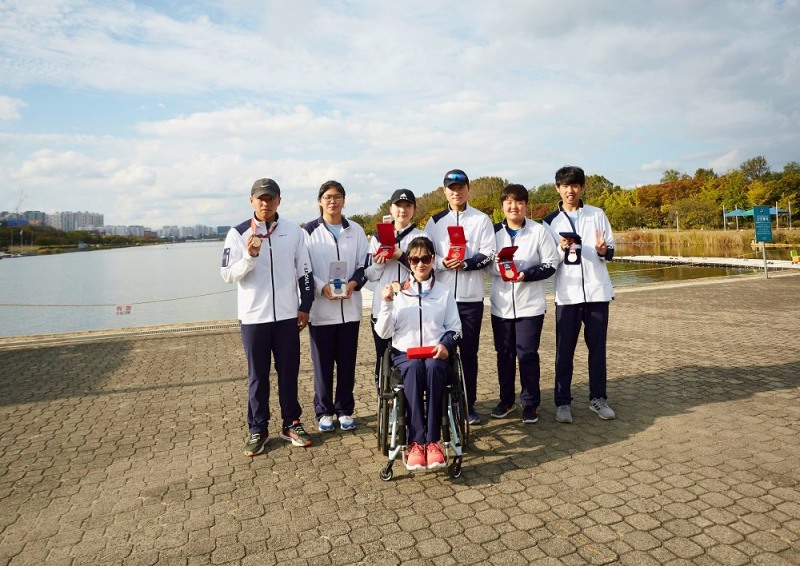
(251, 217), (278, 239)
(560, 206), (580, 234)
(400, 273), (435, 298)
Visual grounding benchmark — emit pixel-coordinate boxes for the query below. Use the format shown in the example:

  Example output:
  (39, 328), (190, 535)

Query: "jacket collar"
(557, 200), (584, 212)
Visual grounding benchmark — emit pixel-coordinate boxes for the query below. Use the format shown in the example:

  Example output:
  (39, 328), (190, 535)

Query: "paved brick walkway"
(1, 274), (798, 565)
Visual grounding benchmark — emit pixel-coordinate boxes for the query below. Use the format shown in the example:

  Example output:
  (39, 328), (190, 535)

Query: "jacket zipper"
(335, 233), (345, 323)
(417, 281), (423, 346)
(453, 210), (460, 299)
(268, 228), (276, 318)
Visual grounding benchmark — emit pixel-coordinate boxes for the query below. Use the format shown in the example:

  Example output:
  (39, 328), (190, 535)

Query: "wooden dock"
(616, 255), (800, 270)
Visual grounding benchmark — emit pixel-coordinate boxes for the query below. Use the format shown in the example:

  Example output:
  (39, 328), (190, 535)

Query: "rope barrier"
(0, 289), (236, 308)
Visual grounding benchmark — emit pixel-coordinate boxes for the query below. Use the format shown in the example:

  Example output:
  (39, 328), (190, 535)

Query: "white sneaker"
(338, 415), (356, 431)
(589, 398), (616, 420)
(318, 415), (334, 432)
(555, 404), (573, 423)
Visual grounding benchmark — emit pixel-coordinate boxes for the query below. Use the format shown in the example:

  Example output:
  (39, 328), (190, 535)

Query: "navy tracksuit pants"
(554, 302), (610, 406)
(457, 301), (484, 412)
(392, 350), (449, 444)
(491, 314), (544, 409)
(240, 318), (302, 434)
(309, 321), (360, 418)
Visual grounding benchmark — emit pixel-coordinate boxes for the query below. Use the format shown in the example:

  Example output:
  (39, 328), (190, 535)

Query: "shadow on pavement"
(460, 359), (800, 484)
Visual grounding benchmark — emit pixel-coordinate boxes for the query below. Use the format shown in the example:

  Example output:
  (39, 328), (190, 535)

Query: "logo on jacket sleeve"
(222, 248), (230, 267)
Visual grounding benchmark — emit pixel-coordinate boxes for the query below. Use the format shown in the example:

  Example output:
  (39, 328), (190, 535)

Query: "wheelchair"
(376, 340), (469, 481)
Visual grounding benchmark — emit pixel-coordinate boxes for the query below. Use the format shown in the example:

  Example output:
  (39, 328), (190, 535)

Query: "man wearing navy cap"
(424, 169), (496, 424)
(221, 178), (315, 456)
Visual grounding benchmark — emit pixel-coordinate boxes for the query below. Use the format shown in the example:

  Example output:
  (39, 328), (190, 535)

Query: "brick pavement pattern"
(0, 274), (798, 565)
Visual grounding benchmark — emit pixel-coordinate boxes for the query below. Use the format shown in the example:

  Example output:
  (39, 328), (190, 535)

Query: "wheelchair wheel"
(453, 355), (470, 448)
(377, 396), (390, 456)
(376, 343), (393, 455)
(449, 459), (462, 479)
(380, 465), (394, 482)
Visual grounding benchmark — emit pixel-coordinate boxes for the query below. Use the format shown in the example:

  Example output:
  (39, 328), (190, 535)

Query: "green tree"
(740, 156), (770, 182)
(694, 168), (717, 182)
(346, 213), (376, 236)
(782, 161), (800, 176)
(529, 183), (558, 205)
(660, 169), (690, 183)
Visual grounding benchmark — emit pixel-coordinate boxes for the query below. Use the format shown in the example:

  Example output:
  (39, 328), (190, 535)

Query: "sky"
(1, 0), (798, 228)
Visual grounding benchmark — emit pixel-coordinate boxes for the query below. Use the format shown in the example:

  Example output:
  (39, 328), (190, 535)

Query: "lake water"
(0, 241), (756, 338)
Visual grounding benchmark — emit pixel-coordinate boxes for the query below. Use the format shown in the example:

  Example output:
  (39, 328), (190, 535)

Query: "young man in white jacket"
(221, 178), (315, 457)
(544, 166), (616, 423)
(424, 169), (495, 424)
(489, 184), (560, 424)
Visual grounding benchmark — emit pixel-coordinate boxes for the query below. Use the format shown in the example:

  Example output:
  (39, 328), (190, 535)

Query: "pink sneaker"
(405, 442), (426, 471)
(426, 442), (446, 470)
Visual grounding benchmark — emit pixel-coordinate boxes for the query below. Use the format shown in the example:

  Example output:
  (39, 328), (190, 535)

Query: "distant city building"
(217, 226), (231, 235)
(23, 211), (47, 225)
(47, 211), (104, 231)
(128, 225), (146, 237)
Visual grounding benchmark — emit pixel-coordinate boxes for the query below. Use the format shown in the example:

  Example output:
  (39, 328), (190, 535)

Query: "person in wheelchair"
(374, 236), (462, 471)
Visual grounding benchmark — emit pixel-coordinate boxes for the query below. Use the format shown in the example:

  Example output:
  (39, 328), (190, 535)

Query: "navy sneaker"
(490, 402), (516, 419)
(521, 406), (539, 424)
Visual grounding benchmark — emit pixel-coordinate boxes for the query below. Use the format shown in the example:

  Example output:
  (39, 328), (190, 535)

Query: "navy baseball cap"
(443, 169), (469, 187)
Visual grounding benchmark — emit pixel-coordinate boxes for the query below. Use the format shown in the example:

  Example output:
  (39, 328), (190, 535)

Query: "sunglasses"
(445, 173), (468, 182)
(408, 255), (433, 265)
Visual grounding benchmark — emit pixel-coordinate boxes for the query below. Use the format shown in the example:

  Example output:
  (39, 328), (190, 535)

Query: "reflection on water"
(607, 261), (751, 287)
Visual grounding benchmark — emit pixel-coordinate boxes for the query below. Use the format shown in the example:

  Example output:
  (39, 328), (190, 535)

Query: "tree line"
(348, 156), (799, 234)
(0, 225), (156, 252)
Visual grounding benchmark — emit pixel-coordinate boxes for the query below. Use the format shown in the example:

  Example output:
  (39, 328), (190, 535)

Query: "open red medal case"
(447, 225), (466, 261)
(496, 246), (519, 281)
(374, 223), (396, 259)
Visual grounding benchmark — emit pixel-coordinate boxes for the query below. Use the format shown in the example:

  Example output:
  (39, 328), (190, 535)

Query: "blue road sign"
(753, 205), (773, 243)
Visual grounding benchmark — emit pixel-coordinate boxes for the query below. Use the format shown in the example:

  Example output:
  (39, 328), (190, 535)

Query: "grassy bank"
(617, 229), (800, 249)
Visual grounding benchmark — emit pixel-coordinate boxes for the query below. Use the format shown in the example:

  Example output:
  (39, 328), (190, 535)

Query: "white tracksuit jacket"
(490, 219), (560, 319)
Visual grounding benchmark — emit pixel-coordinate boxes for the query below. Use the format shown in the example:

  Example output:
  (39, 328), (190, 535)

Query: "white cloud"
(641, 160), (677, 173)
(0, 95), (26, 120)
(0, 0), (798, 226)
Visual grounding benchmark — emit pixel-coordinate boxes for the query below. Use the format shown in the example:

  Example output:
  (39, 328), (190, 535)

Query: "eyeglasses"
(408, 255), (433, 265)
(445, 173), (468, 182)
(321, 195), (344, 202)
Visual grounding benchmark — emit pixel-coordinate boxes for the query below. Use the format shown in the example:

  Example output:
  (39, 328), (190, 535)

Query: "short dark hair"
(500, 183), (528, 203)
(318, 180), (345, 199)
(406, 236), (435, 257)
(555, 166), (585, 186)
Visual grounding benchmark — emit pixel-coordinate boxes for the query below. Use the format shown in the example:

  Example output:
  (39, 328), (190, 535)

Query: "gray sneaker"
(589, 398), (616, 420)
(555, 405), (573, 423)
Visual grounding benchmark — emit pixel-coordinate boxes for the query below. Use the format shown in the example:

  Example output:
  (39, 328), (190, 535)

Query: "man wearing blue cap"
(424, 169), (496, 424)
